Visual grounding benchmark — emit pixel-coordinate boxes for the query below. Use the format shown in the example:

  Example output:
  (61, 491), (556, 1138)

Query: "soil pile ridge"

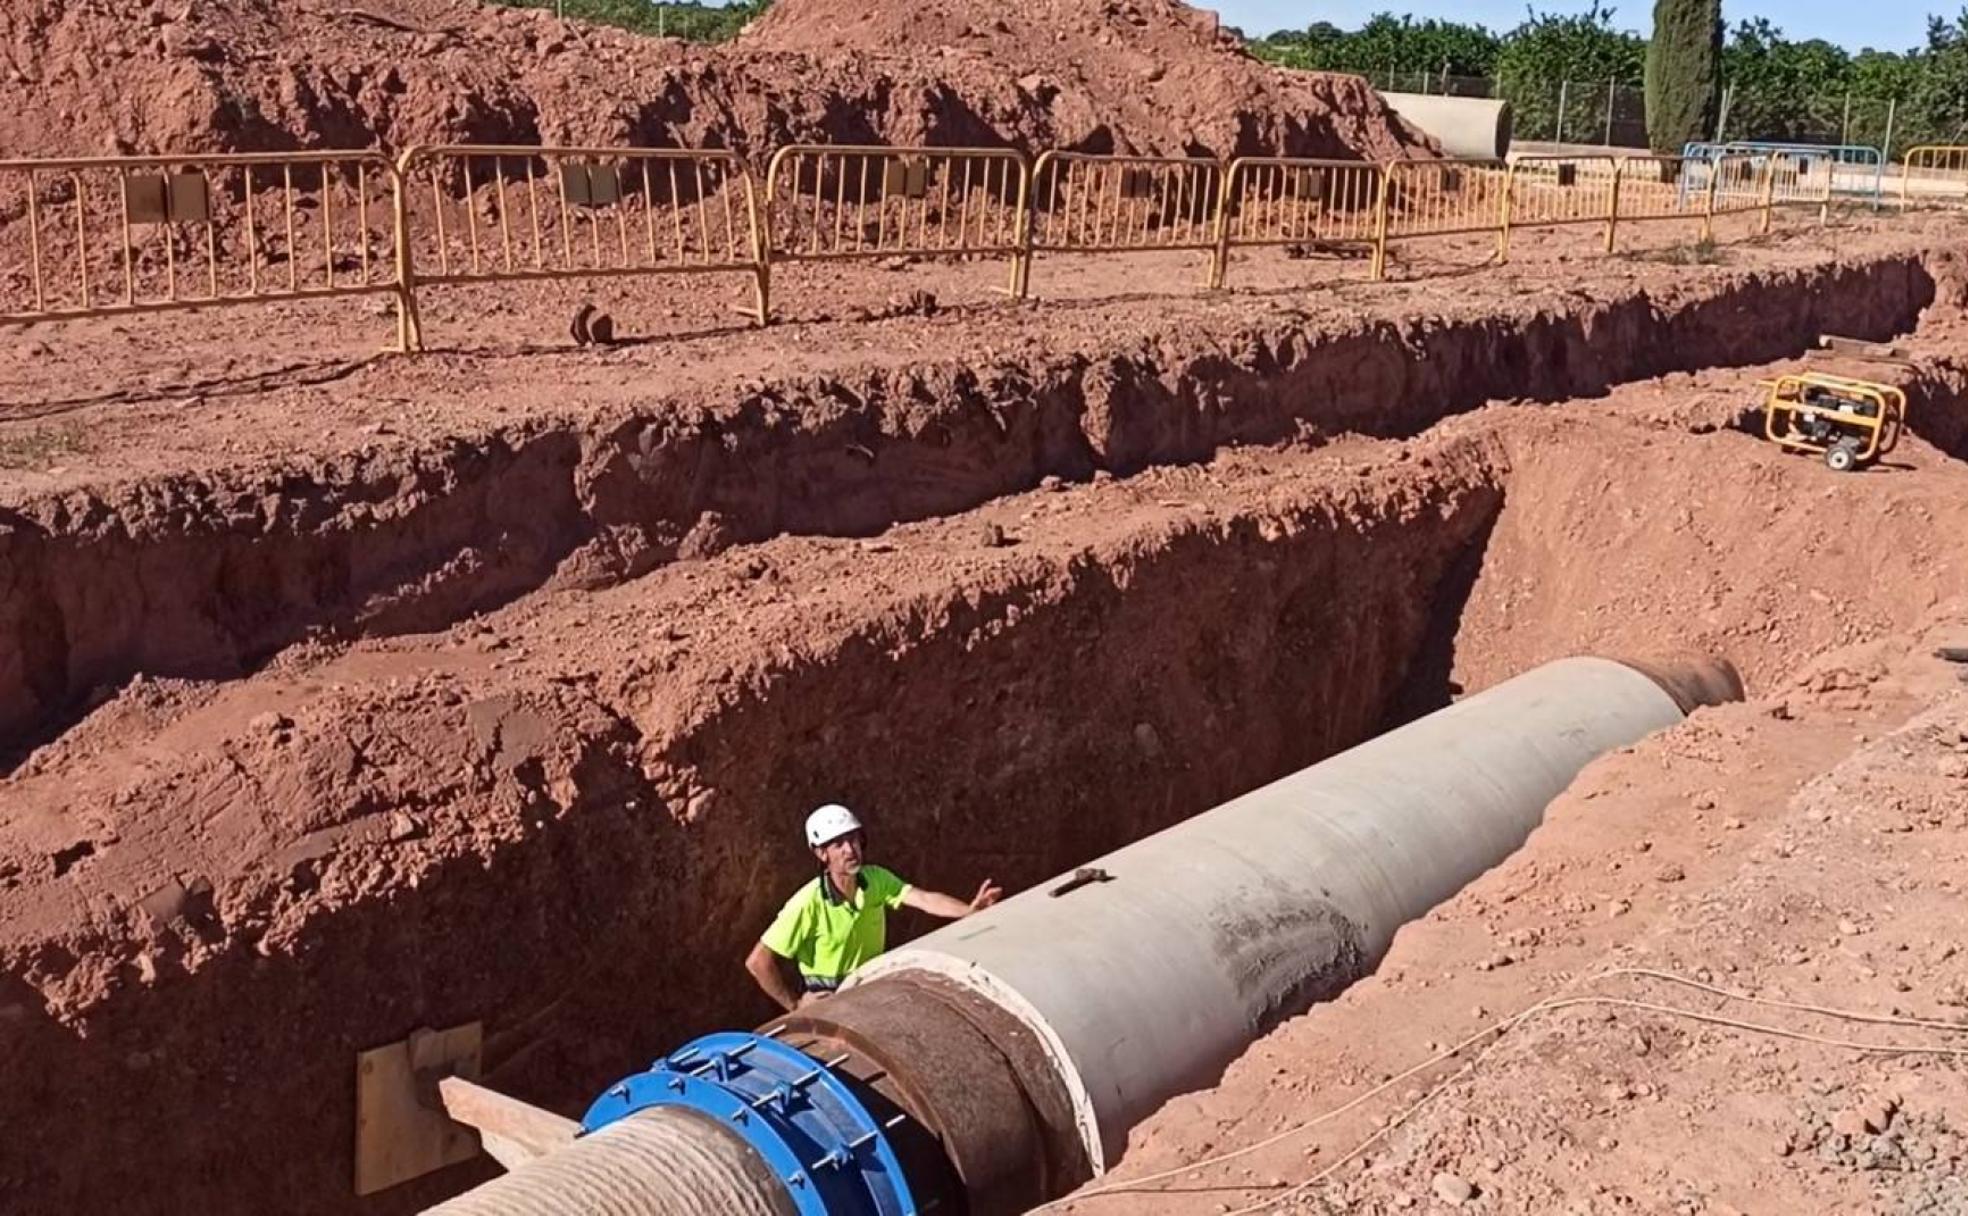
(741, 0), (1431, 160)
(0, 0), (1428, 161)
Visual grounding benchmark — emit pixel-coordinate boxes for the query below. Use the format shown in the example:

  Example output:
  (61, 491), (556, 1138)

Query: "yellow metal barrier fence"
(763, 145), (1030, 305)
(1502, 156), (1621, 255)
(1607, 155), (1727, 243)
(1028, 152), (1226, 289)
(1375, 159), (1511, 278)
(1612, 155), (1707, 221)
(0, 142), (1870, 353)
(1709, 153), (1771, 222)
(1763, 151), (1832, 228)
(0, 150), (408, 343)
(396, 145), (765, 344)
(1218, 157), (1384, 282)
(1900, 146), (1968, 208)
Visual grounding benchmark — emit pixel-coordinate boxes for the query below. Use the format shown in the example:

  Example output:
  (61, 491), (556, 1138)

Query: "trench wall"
(0, 253), (1941, 748)
(0, 438), (1504, 1215)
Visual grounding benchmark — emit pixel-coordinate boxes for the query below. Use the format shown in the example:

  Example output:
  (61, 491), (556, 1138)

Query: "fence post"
(1605, 159), (1623, 252)
(1881, 99), (1898, 169)
(1839, 94), (1852, 149)
(1370, 163), (1393, 281)
(1011, 181), (1034, 300)
(1208, 162), (1233, 290)
(390, 152), (424, 354)
(1556, 79), (1570, 144)
(1497, 163), (1515, 263)
(1701, 157), (1719, 244)
(750, 166), (774, 324)
(1758, 155), (1778, 235)
(1604, 79), (1617, 146)
(1715, 84), (1733, 142)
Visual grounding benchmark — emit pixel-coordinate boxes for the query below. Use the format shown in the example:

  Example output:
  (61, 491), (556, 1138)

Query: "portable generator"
(1760, 372), (1907, 472)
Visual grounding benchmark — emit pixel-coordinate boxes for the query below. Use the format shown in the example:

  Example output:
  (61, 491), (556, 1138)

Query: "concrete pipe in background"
(1381, 93), (1514, 159)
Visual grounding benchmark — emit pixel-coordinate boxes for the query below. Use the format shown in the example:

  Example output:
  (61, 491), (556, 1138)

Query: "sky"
(1208, 0), (1936, 55)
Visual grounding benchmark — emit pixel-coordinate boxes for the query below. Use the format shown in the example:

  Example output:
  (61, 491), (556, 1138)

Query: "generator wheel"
(1824, 440), (1861, 473)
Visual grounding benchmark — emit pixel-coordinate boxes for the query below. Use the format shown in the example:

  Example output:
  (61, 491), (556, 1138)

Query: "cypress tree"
(1644, 0), (1723, 152)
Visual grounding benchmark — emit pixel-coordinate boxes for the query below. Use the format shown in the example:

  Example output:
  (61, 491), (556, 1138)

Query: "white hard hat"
(804, 803), (863, 848)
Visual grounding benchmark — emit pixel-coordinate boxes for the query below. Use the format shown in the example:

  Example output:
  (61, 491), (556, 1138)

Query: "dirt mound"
(741, 0), (1430, 160)
(0, 0), (1428, 161)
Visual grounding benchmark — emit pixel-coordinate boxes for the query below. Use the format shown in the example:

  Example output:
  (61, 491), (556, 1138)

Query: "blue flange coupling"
(581, 1030), (921, 1216)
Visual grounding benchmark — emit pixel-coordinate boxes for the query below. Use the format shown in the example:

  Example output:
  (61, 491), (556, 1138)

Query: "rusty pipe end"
(1613, 653), (1746, 716)
(763, 973), (1090, 1216)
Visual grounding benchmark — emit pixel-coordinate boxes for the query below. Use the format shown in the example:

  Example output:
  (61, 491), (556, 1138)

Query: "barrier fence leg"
(391, 166), (424, 354)
(752, 259), (772, 327)
(746, 182), (773, 325)
(395, 284), (424, 353)
(1605, 163), (1623, 254)
(1369, 168), (1392, 282)
(1759, 161), (1777, 236)
(1701, 166), (1718, 245)
(1011, 163), (1035, 300)
(1496, 167), (1514, 264)
(1207, 170), (1232, 291)
(1011, 206), (1034, 300)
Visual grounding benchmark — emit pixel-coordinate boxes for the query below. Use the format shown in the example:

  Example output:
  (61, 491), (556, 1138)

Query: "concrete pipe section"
(1380, 93), (1514, 160)
(424, 654), (1740, 1216)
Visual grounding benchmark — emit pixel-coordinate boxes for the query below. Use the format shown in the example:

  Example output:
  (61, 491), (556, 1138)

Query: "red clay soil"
(739, 0), (1431, 161)
(1051, 337), (1968, 1216)
(1078, 643), (1968, 1216)
(0, 225), (1949, 750)
(2, 317), (1968, 1213)
(0, 0), (1428, 162)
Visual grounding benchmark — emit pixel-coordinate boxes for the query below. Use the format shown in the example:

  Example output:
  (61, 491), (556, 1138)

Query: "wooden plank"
(1820, 333), (1902, 356)
(353, 1022), (484, 1196)
(1816, 334), (1915, 368)
(438, 1076), (580, 1171)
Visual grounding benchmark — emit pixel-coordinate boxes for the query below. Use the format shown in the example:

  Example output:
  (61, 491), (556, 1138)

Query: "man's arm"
(899, 878), (1002, 921)
(746, 940), (807, 1012)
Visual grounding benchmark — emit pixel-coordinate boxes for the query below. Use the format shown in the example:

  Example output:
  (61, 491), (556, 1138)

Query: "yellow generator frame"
(1761, 372), (1908, 472)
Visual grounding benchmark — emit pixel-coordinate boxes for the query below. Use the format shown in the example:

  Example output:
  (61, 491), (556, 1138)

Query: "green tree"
(1906, 12), (1968, 144)
(1494, 4), (1646, 139)
(1645, 0), (1723, 151)
(1720, 20), (1851, 140)
(493, 0), (771, 43)
(1244, 2), (1961, 157)
(1253, 13), (1501, 85)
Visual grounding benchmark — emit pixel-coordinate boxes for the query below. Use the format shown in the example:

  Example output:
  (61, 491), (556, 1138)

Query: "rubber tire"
(1824, 442), (1859, 473)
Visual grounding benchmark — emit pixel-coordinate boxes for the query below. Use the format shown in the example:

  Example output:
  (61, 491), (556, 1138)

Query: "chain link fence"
(1372, 69), (1907, 159)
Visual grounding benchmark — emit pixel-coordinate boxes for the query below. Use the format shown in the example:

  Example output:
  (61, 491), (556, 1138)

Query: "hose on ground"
(1045, 967), (1968, 1214)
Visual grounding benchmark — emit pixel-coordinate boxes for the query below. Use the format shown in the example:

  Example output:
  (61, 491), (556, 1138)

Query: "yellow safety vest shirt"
(760, 865), (911, 989)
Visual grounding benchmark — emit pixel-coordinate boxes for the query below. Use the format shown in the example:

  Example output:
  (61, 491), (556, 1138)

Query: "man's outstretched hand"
(971, 879), (1003, 912)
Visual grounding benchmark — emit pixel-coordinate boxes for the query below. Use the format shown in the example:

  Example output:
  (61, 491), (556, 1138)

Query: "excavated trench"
(2, 251), (1968, 1216)
(0, 251), (1947, 756)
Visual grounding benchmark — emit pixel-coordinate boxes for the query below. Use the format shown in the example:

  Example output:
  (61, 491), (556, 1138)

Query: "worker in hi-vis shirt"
(745, 803), (1002, 1010)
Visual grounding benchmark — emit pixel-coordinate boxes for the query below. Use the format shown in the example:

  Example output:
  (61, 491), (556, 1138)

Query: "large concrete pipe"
(855, 655), (1738, 1172)
(423, 654), (1739, 1216)
(1381, 92), (1514, 159)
